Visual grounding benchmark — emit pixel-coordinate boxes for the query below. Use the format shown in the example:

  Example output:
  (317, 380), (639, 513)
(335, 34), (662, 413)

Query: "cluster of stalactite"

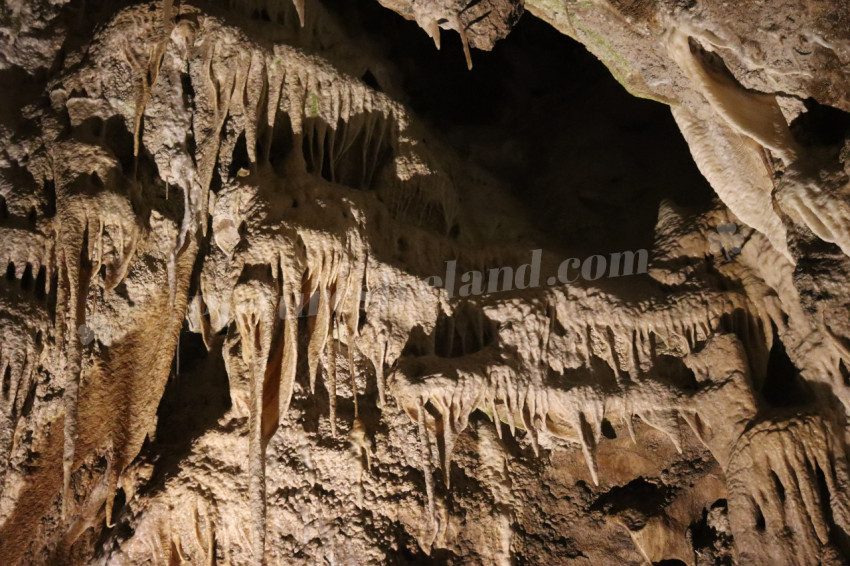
(1, 1), (850, 564)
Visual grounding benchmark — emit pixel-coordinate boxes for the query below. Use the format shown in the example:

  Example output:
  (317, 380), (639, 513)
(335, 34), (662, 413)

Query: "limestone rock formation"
(0, 0), (849, 564)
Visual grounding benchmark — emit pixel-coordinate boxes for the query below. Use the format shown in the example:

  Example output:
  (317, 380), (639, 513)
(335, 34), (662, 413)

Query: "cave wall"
(0, 0), (849, 564)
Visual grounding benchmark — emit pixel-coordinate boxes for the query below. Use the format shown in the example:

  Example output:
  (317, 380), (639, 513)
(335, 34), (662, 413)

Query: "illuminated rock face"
(0, 0), (849, 564)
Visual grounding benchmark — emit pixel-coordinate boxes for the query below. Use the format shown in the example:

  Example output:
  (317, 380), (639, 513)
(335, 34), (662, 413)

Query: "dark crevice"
(770, 469), (786, 502)
(432, 304), (496, 358)
(145, 329), (231, 492)
(654, 354), (698, 392)
(19, 263), (34, 291)
(229, 132), (252, 177)
(590, 477), (674, 529)
(361, 69), (382, 92)
(816, 463), (850, 555)
(302, 112), (395, 190)
(105, 115), (137, 176)
(689, 499), (734, 565)
(2, 365), (11, 399)
(42, 180), (56, 217)
(754, 503), (766, 531)
(600, 418), (617, 439)
(265, 111), (294, 171)
(841, 360), (850, 386)
(20, 377), (37, 418)
(761, 327), (811, 408)
(401, 324), (432, 357)
(790, 98), (850, 148)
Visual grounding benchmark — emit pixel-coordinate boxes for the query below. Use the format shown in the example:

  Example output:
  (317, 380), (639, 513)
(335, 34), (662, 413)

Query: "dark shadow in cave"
(323, 0), (715, 256)
(790, 98), (850, 148)
(761, 325), (812, 408)
(145, 328), (231, 489)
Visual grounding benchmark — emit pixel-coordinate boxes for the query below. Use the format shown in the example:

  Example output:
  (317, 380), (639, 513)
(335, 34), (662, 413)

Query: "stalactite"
(347, 324), (359, 419)
(307, 272), (330, 395)
(233, 276), (277, 565)
(58, 222), (88, 520)
(458, 20), (473, 71)
(6, 3), (850, 564)
(667, 29), (802, 164)
(639, 409), (683, 454)
(278, 253), (301, 421)
(327, 316), (339, 436)
(292, 0), (306, 28)
(417, 397), (436, 521)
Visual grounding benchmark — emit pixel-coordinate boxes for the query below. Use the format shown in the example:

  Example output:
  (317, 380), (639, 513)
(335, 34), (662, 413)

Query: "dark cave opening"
(790, 98), (850, 148)
(689, 499), (734, 566)
(157, 328), (232, 437)
(148, 326), (231, 487)
(301, 112), (396, 190)
(816, 462), (850, 555)
(431, 303), (497, 358)
(761, 326), (812, 408)
(590, 476), (674, 520)
(325, 0), (715, 255)
(229, 132), (252, 178)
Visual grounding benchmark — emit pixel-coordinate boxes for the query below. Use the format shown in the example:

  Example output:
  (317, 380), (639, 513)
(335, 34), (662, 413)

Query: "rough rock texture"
(0, 0), (849, 564)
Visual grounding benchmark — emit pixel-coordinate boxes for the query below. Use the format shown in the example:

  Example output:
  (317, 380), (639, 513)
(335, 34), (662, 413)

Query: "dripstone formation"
(1, 0), (849, 564)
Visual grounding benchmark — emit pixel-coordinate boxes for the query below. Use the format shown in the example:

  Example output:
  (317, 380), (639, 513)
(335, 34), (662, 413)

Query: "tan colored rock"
(0, 0), (848, 564)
